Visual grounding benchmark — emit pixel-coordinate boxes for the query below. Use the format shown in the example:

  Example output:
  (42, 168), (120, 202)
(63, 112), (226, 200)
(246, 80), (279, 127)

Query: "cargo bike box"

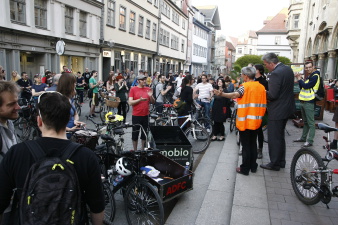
(140, 152), (193, 202)
(149, 126), (193, 169)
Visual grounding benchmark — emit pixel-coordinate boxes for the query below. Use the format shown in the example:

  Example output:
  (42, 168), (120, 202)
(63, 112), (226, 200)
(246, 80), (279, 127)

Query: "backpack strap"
(24, 141), (46, 162)
(61, 142), (82, 161)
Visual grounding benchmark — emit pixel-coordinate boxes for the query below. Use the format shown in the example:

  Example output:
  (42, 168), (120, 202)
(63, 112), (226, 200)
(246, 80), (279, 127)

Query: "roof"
(256, 8), (288, 34)
(195, 5), (221, 30)
(248, 30), (257, 38)
(226, 41), (235, 51)
(227, 36), (238, 47)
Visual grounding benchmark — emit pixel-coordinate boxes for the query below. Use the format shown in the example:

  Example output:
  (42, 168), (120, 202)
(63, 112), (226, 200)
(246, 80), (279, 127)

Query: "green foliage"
(278, 56), (292, 65)
(235, 55), (263, 68)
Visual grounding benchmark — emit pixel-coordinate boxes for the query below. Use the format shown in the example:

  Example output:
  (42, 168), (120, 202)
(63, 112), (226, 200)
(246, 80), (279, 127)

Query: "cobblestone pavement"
(261, 110), (338, 225)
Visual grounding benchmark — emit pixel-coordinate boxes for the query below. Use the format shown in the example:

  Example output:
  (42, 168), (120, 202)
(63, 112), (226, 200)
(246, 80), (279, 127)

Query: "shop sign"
(103, 51), (111, 57)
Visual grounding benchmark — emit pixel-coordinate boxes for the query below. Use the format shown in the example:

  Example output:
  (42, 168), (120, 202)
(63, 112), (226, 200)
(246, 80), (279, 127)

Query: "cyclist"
(16, 72), (33, 102)
(75, 71), (85, 104)
(193, 74), (213, 131)
(128, 74), (155, 151)
(89, 70), (103, 118)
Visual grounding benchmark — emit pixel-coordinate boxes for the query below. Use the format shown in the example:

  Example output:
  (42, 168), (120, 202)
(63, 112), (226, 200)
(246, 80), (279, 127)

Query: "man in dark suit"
(260, 53), (295, 171)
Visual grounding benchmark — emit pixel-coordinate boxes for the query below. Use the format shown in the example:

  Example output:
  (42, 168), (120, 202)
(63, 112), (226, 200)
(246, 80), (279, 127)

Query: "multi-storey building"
(190, 6), (210, 76)
(256, 8), (292, 60)
(225, 40), (236, 75)
(287, 0), (338, 79)
(195, 5), (220, 76)
(101, 0), (160, 80)
(0, 0), (103, 79)
(235, 31), (258, 61)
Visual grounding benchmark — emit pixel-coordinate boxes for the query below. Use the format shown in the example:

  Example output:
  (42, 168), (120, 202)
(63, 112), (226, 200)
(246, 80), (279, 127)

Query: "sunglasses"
(37, 91), (63, 118)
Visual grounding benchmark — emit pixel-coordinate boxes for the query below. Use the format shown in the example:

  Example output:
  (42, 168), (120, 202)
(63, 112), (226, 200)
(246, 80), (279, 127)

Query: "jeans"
(196, 100), (211, 128)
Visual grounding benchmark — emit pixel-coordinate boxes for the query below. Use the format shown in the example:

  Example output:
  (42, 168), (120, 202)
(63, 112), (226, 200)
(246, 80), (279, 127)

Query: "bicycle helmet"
(115, 157), (132, 176)
(105, 111), (124, 123)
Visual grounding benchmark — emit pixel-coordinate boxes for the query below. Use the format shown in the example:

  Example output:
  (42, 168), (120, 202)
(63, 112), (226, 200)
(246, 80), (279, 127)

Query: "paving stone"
(277, 202), (297, 212)
(269, 209), (290, 220)
(230, 205), (270, 225)
(268, 200), (279, 210)
(271, 218), (282, 225)
(268, 193), (286, 203)
(274, 188), (292, 196)
(280, 220), (302, 225)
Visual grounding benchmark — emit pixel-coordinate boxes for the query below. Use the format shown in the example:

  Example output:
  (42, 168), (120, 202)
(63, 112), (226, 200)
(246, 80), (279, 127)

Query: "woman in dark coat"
(178, 75), (194, 130)
(211, 78), (231, 141)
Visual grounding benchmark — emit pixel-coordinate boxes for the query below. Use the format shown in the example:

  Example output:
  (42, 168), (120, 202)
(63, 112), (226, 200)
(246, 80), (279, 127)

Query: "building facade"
(0, 0), (103, 79)
(214, 35), (226, 75)
(235, 31), (258, 61)
(287, 0), (338, 79)
(256, 8), (292, 61)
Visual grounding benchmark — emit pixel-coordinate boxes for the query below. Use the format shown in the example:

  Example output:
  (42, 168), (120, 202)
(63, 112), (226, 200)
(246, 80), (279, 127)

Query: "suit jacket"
(267, 63), (295, 120)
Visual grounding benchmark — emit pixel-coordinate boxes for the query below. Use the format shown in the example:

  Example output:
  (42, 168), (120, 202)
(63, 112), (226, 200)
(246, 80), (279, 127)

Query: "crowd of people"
(0, 51), (335, 223)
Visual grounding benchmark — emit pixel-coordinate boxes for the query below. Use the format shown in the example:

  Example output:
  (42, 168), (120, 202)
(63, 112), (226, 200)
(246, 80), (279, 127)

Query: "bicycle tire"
(196, 118), (213, 136)
(102, 181), (116, 225)
(290, 148), (326, 205)
(75, 103), (81, 117)
(229, 109), (236, 132)
(124, 179), (164, 225)
(126, 103), (130, 113)
(236, 129), (240, 146)
(185, 126), (210, 154)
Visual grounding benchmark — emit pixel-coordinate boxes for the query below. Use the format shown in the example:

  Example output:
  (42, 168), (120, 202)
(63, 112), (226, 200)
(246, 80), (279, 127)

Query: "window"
(10, 0), (26, 23)
(129, 11), (135, 34)
(172, 11), (179, 25)
(119, 6), (126, 30)
(161, 1), (170, 18)
(145, 19), (151, 39)
(141, 55), (145, 70)
(293, 14), (299, 29)
(34, 0), (47, 28)
(182, 20), (185, 29)
(154, 0), (158, 7)
(138, 15), (144, 36)
(171, 35), (179, 50)
(181, 39), (185, 52)
(79, 11), (87, 37)
(147, 0), (152, 3)
(107, 0), (115, 27)
(159, 28), (169, 47)
(65, 6), (74, 34)
(275, 36), (281, 45)
(238, 48), (242, 54)
(152, 23), (157, 41)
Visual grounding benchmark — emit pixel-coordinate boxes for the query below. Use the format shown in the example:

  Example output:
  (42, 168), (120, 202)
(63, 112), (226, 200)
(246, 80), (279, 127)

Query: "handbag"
(173, 90), (186, 113)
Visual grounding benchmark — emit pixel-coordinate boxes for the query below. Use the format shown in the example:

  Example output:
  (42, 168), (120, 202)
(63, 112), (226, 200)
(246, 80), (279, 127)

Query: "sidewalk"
(166, 109), (338, 225)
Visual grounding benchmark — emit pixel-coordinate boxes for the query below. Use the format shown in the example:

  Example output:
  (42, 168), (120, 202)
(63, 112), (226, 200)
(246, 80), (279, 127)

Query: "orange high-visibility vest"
(236, 81), (266, 131)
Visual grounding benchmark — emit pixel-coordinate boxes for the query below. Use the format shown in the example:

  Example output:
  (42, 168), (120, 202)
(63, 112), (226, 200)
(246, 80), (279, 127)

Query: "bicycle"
(229, 99), (237, 133)
(74, 94), (82, 116)
(290, 123), (338, 208)
(95, 124), (165, 225)
(193, 99), (213, 136)
(89, 85), (107, 115)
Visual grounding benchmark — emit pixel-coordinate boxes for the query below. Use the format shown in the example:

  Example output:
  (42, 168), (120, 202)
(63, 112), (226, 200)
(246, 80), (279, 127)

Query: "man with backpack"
(0, 92), (105, 225)
(293, 61), (322, 147)
(154, 75), (172, 114)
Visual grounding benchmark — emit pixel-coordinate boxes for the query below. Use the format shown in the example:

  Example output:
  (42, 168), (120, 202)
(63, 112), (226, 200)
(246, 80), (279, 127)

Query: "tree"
(234, 55), (262, 68)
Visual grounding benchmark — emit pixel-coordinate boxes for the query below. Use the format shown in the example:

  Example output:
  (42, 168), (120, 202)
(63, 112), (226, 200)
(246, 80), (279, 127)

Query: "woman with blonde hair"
(32, 74), (48, 103)
(10, 71), (20, 82)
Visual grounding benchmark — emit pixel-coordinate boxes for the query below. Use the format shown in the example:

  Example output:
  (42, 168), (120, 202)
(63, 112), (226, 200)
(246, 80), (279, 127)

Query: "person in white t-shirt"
(193, 74), (213, 126)
(175, 72), (184, 89)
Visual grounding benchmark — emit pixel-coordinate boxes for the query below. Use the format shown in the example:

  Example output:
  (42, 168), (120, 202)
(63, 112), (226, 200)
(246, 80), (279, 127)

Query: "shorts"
(132, 115), (149, 141)
(92, 93), (99, 106)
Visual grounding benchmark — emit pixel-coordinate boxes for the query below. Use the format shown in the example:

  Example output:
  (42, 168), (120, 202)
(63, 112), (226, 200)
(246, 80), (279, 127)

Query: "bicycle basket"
(72, 130), (98, 150)
(105, 97), (120, 108)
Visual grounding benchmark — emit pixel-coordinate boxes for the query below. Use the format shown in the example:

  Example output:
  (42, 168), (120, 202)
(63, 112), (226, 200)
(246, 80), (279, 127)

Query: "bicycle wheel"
(100, 105), (109, 122)
(126, 103), (130, 113)
(236, 129), (240, 146)
(185, 126), (210, 154)
(229, 109), (236, 132)
(124, 179), (164, 225)
(290, 148), (326, 205)
(102, 181), (116, 225)
(75, 103), (82, 117)
(89, 100), (104, 113)
(196, 118), (213, 136)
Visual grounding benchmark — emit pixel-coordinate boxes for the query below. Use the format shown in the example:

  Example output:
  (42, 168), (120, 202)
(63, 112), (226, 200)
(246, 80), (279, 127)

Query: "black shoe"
(251, 168), (257, 173)
(88, 115), (94, 119)
(260, 163), (280, 171)
(236, 167), (249, 176)
(293, 138), (306, 142)
(92, 114), (97, 117)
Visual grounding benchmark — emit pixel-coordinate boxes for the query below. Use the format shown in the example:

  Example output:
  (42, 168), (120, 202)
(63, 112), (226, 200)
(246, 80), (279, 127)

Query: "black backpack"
(20, 141), (83, 225)
(313, 74), (324, 101)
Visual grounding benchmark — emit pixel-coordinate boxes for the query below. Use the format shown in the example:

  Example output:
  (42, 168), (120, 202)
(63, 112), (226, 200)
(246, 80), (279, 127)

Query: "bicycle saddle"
(113, 128), (124, 135)
(318, 123), (338, 133)
(101, 134), (115, 142)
